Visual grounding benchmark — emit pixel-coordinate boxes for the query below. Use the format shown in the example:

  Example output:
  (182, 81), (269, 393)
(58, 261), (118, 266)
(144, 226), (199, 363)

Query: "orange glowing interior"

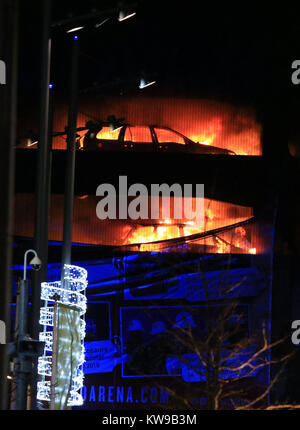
(135, 223), (258, 254)
(154, 128), (185, 145)
(124, 126), (153, 142)
(19, 97), (262, 155)
(189, 117), (222, 146)
(125, 200), (257, 254)
(14, 194), (261, 255)
(95, 127), (120, 140)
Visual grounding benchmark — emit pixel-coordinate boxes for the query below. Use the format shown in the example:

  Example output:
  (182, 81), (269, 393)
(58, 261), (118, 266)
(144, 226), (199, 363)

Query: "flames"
(14, 193), (260, 255)
(127, 220), (199, 245)
(96, 127), (120, 140)
(19, 98), (261, 155)
(189, 118), (221, 146)
(126, 217), (257, 255)
(249, 248), (257, 254)
(128, 225), (180, 244)
(192, 135), (215, 146)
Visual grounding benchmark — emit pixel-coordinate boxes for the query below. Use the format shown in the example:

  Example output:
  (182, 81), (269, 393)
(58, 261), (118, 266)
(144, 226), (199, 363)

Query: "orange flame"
(127, 224), (257, 254)
(190, 134), (216, 146)
(96, 127), (120, 140)
(189, 118), (222, 146)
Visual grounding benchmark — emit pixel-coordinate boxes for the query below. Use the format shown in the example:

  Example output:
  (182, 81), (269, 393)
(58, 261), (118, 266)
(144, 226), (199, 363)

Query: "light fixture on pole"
(23, 249), (42, 279)
(117, 1), (136, 22)
(24, 136), (39, 147)
(94, 17), (110, 28)
(13, 250), (44, 410)
(118, 9), (136, 21)
(139, 77), (156, 89)
(66, 25), (84, 34)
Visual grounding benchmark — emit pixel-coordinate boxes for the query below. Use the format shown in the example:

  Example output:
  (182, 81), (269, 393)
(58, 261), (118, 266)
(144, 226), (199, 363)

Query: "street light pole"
(0, 0), (19, 411)
(15, 278), (30, 410)
(31, 0), (52, 409)
(15, 250), (43, 410)
(61, 34), (79, 279)
(48, 35), (79, 408)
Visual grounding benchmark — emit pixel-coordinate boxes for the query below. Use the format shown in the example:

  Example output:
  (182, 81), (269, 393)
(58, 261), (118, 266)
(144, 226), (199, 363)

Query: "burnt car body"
(83, 124), (235, 154)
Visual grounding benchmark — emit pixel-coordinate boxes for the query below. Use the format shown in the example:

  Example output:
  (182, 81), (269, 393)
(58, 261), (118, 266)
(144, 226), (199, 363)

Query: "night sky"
(18, 2), (297, 116)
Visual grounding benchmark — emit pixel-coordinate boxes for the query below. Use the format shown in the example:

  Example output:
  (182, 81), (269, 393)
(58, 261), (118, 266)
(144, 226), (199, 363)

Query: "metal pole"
(50, 34), (79, 410)
(61, 35), (79, 279)
(15, 280), (30, 410)
(31, 0), (52, 409)
(0, 0), (19, 410)
(10, 286), (19, 410)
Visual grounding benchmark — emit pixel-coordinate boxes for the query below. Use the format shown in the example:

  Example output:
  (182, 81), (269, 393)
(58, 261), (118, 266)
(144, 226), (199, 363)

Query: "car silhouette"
(83, 124), (234, 155)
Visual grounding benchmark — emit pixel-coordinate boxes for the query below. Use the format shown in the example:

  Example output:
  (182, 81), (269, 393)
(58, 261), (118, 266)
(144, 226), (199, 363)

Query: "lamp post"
(31, 0), (52, 410)
(61, 34), (79, 281)
(47, 34), (79, 410)
(15, 250), (44, 410)
(0, 0), (19, 411)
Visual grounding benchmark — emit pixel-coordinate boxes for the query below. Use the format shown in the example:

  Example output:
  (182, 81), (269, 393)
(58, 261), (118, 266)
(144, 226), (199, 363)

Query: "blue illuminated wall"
(11, 247), (272, 409)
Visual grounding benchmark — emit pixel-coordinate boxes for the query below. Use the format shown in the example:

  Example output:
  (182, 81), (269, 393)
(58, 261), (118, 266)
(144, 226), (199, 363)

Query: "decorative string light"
(39, 307), (54, 326)
(37, 264), (88, 407)
(41, 282), (87, 313)
(39, 331), (53, 351)
(37, 381), (51, 401)
(38, 356), (52, 376)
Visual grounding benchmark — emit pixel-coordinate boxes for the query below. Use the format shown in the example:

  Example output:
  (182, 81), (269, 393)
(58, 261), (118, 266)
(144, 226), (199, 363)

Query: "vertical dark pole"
(31, 0), (52, 410)
(61, 35), (79, 280)
(0, 0), (19, 410)
(51, 34), (78, 410)
(15, 280), (30, 410)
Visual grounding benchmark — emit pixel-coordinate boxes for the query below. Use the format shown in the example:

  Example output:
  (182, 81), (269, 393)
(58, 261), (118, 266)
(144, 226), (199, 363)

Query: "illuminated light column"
(37, 264), (87, 407)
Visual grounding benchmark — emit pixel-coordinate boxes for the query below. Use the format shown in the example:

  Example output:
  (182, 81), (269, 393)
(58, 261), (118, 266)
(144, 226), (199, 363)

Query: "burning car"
(82, 123), (235, 155)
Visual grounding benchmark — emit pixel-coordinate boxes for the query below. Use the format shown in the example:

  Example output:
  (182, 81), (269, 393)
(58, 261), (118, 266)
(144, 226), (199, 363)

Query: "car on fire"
(82, 123), (234, 155)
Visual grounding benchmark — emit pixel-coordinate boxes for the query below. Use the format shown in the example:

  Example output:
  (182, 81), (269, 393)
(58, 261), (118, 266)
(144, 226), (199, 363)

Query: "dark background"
(18, 1), (295, 135)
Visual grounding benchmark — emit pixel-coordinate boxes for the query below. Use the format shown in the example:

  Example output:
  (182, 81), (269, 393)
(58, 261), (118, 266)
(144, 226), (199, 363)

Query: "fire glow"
(127, 220), (257, 255)
(19, 97), (262, 155)
(189, 118), (222, 146)
(14, 194), (261, 255)
(96, 128), (120, 140)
